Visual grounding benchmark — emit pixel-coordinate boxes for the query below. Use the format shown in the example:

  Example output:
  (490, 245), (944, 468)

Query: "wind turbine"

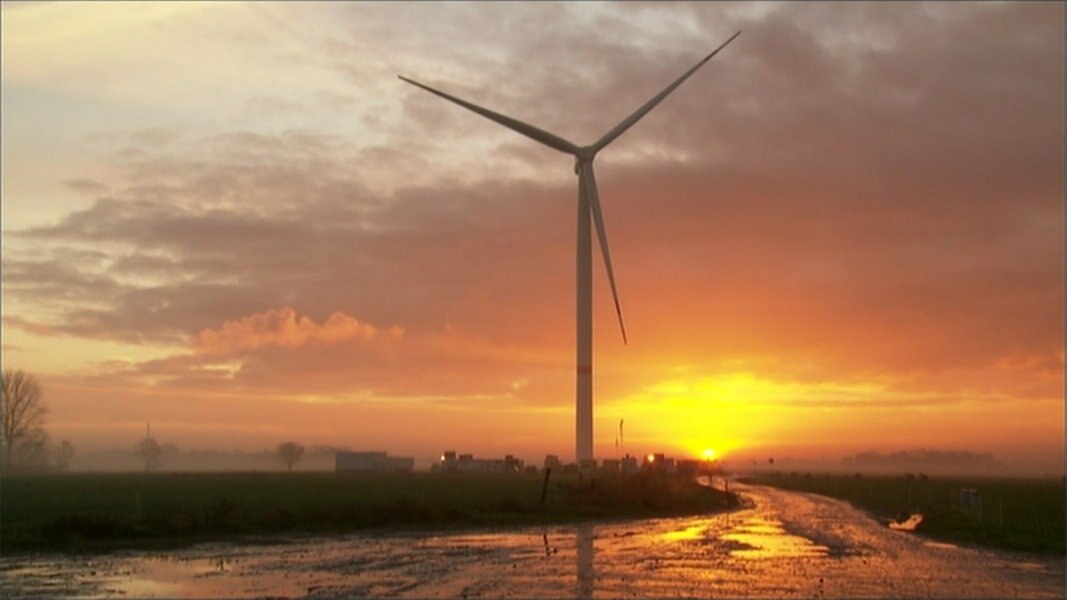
(400, 31), (741, 464)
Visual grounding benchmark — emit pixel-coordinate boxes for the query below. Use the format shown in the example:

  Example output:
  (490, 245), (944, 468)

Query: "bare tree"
(277, 441), (305, 472)
(2, 369), (47, 472)
(135, 423), (163, 472)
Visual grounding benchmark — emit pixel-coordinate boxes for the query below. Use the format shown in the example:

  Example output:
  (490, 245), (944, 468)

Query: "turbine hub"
(575, 146), (597, 161)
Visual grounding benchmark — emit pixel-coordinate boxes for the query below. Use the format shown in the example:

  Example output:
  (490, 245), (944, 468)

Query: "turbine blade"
(592, 30), (741, 153)
(398, 75), (579, 155)
(583, 163), (628, 345)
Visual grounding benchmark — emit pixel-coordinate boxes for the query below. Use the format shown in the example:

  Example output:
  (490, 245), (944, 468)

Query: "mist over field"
(54, 444), (1060, 478)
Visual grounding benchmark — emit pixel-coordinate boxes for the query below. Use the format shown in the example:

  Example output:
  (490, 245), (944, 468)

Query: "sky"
(1, 2), (1063, 472)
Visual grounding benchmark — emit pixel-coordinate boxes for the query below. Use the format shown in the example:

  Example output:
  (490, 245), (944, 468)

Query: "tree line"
(1, 370), (73, 473)
(4, 369), (311, 473)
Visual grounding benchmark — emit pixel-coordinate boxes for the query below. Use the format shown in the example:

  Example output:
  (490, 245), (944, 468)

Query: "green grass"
(1, 471), (738, 554)
(742, 472), (1065, 555)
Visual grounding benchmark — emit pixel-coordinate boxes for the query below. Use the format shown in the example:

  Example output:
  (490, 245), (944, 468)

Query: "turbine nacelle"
(575, 146), (598, 162)
(573, 147), (597, 175)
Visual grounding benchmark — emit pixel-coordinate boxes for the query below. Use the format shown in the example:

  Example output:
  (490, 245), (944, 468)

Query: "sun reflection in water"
(660, 523), (708, 542)
(722, 516), (829, 559)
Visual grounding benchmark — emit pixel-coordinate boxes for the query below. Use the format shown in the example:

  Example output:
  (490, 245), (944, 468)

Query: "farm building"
(432, 450), (525, 473)
(335, 451), (414, 473)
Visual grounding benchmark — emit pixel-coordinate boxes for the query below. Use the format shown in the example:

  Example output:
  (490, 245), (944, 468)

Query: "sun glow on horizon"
(604, 370), (907, 460)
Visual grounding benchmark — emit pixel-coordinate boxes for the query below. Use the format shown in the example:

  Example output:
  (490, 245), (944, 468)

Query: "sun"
(702, 448), (718, 460)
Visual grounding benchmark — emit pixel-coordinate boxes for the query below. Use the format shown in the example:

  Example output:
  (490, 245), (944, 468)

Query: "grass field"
(742, 472), (1065, 555)
(0, 470), (738, 554)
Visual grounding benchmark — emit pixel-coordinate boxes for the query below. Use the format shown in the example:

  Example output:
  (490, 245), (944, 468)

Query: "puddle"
(922, 541), (959, 551)
(96, 554), (318, 599)
(721, 516), (830, 559)
(660, 523), (708, 542)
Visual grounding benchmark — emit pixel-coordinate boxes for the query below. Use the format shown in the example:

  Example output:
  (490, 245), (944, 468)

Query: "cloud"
(72, 304), (557, 403)
(2, 3), (1061, 421)
(192, 307), (401, 356)
(63, 178), (110, 194)
(3, 315), (63, 338)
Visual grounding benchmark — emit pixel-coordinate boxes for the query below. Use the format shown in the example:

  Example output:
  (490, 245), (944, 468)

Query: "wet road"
(3, 483), (1064, 598)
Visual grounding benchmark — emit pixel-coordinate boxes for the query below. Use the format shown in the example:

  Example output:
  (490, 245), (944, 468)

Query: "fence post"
(540, 468), (552, 504)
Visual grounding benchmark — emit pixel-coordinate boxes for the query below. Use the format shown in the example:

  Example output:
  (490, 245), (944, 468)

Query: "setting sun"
(702, 449), (717, 460)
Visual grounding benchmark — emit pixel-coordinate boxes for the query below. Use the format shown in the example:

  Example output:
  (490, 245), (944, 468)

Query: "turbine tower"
(400, 31), (740, 463)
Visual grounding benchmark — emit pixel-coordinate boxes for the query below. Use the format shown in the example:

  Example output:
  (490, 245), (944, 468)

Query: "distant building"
(600, 459), (621, 474)
(432, 450), (525, 473)
(544, 454), (563, 472)
(661, 457), (676, 473)
(644, 453), (677, 473)
(676, 459), (703, 476)
(504, 455), (525, 473)
(335, 451), (414, 473)
(436, 450), (459, 472)
(620, 454), (639, 474)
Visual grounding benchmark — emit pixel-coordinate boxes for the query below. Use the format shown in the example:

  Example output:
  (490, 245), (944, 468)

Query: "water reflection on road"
(3, 483), (1064, 598)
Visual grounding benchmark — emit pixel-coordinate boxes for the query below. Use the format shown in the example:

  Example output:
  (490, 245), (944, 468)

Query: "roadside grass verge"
(742, 472), (1065, 555)
(1, 471), (738, 554)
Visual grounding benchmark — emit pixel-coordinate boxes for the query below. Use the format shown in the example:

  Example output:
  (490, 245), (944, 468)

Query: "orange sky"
(2, 2), (1063, 472)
